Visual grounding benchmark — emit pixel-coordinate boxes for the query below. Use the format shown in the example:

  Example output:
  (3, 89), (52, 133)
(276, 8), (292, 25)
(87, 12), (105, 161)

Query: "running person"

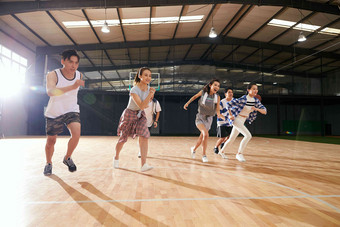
(137, 94), (161, 158)
(213, 88), (234, 158)
(43, 49), (84, 176)
(184, 79), (224, 163)
(114, 67), (155, 172)
(144, 94), (161, 130)
(219, 82), (267, 162)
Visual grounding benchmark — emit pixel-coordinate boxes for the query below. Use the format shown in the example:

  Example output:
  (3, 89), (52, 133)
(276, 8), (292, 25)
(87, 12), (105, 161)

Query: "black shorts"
(45, 112), (81, 136)
(217, 125), (232, 138)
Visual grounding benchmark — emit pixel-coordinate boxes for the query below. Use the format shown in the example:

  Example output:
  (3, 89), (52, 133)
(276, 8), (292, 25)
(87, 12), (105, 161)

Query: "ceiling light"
(294, 23), (320, 32)
(268, 19), (296, 28)
(268, 19), (339, 37)
(298, 32), (306, 42)
(63, 15), (204, 28)
(102, 2), (110, 34)
(263, 72), (272, 76)
(320, 27), (340, 36)
(101, 21), (110, 33)
(209, 27), (217, 38)
(275, 74), (285, 77)
(273, 82), (277, 85)
(230, 69), (243, 73)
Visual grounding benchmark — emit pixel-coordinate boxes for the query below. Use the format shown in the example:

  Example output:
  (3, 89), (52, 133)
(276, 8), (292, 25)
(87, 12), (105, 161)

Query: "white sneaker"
(113, 157), (119, 168)
(138, 151), (141, 158)
(236, 153), (246, 162)
(218, 152), (228, 159)
(141, 163), (153, 172)
(202, 155), (208, 163)
(190, 147), (196, 159)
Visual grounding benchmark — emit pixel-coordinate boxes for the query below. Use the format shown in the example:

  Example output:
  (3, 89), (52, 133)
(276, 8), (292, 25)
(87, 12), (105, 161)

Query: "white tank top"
(44, 69), (81, 118)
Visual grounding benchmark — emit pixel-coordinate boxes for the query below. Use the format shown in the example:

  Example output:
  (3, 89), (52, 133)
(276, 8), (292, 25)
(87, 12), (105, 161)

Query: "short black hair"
(225, 87), (233, 93)
(61, 49), (80, 62)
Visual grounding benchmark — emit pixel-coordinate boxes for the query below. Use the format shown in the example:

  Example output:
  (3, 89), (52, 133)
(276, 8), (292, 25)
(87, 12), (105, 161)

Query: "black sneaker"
(43, 163), (52, 176)
(220, 143), (225, 150)
(63, 157), (77, 172)
(213, 147), (219, 154)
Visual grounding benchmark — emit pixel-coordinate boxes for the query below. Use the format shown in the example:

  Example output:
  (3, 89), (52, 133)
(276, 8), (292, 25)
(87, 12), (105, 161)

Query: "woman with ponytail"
(184, 79), (224, 163)
(114, 67), (155, 172)
(219, 82), (267, 162)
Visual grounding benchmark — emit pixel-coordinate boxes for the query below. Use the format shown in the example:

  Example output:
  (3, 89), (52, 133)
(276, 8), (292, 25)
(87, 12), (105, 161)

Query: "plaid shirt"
(217, 98), (234, 126)
(226, 95), (266, 125)
(117, 108), (150, 143)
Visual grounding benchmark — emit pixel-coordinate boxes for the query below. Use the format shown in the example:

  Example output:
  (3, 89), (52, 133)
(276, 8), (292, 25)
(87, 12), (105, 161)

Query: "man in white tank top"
(43, 50), (85, 176)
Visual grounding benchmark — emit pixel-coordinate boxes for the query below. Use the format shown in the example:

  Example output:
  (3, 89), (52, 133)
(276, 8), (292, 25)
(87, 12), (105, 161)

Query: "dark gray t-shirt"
(198, 92), (216, 116)
(127, 86), (150, 111)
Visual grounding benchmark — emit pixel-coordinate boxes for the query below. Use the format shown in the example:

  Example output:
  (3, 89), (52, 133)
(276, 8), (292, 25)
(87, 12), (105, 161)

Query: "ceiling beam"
(182, 4), (217, 61)
(269, 17), (340, 69)
(305, 59), (339, 73)
(82, 9), (125, 86)
(250, 11), (317, 65)
(77, 60), (322, 78)
(200, 4), (249, 60)
(148, 6), (152, 64)
(165, 5), (185, 62)
(238, 7), (286, 63)
(11, 14), (50, 46)
(116, 8), (132, 65)
(1, 0), (339, 16)
(220, 5), (254, 61)
(0, 28), (36, 53)
(36, 36), (340, 61)
(46, 10), (116, 90)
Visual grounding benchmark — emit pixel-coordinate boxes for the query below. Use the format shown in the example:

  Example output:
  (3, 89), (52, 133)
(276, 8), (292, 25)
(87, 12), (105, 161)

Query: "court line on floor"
(26, 194), (340, 205)
(28, 165), (340, 213)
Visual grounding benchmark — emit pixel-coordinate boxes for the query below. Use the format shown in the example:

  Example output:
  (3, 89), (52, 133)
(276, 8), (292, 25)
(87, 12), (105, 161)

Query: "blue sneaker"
(43, 163), (52, 176)
(63, 157), (77, 172)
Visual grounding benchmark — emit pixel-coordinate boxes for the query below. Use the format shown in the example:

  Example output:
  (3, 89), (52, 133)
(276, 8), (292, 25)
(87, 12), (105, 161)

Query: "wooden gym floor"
(0, 136), (339, 226)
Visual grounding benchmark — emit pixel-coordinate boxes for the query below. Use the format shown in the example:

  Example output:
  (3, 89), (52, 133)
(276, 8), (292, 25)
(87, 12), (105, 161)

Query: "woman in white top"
(114, 67), (155, 172)
(220, 82), (267, 162)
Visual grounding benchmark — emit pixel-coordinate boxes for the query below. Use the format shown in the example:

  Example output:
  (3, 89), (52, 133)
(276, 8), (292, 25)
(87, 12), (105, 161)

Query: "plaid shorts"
(45, 112), (81, 136)
(117, 108), (150, 143)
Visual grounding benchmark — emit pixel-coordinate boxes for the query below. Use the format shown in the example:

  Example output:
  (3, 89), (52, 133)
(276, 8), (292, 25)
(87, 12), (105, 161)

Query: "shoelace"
(67, 158), (75, 166)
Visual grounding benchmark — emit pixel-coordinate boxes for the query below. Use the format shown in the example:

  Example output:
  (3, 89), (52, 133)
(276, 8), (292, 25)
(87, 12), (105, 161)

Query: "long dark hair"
(134, 67), (151, 85)
(246, 82), (257, 94)
(203, 79), (220, 94)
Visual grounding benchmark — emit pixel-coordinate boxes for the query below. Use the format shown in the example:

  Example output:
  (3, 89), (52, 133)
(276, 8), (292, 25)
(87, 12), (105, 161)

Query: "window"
(0, 44), (28, 97)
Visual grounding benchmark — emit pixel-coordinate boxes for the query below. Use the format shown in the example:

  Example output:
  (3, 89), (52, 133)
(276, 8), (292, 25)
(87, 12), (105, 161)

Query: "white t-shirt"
(144, 100), (162, 127)
(126, 86), (150, 111)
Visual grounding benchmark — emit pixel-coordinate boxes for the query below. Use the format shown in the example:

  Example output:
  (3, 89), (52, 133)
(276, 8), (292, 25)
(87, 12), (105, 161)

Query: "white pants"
(221, 116), (252, 154)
